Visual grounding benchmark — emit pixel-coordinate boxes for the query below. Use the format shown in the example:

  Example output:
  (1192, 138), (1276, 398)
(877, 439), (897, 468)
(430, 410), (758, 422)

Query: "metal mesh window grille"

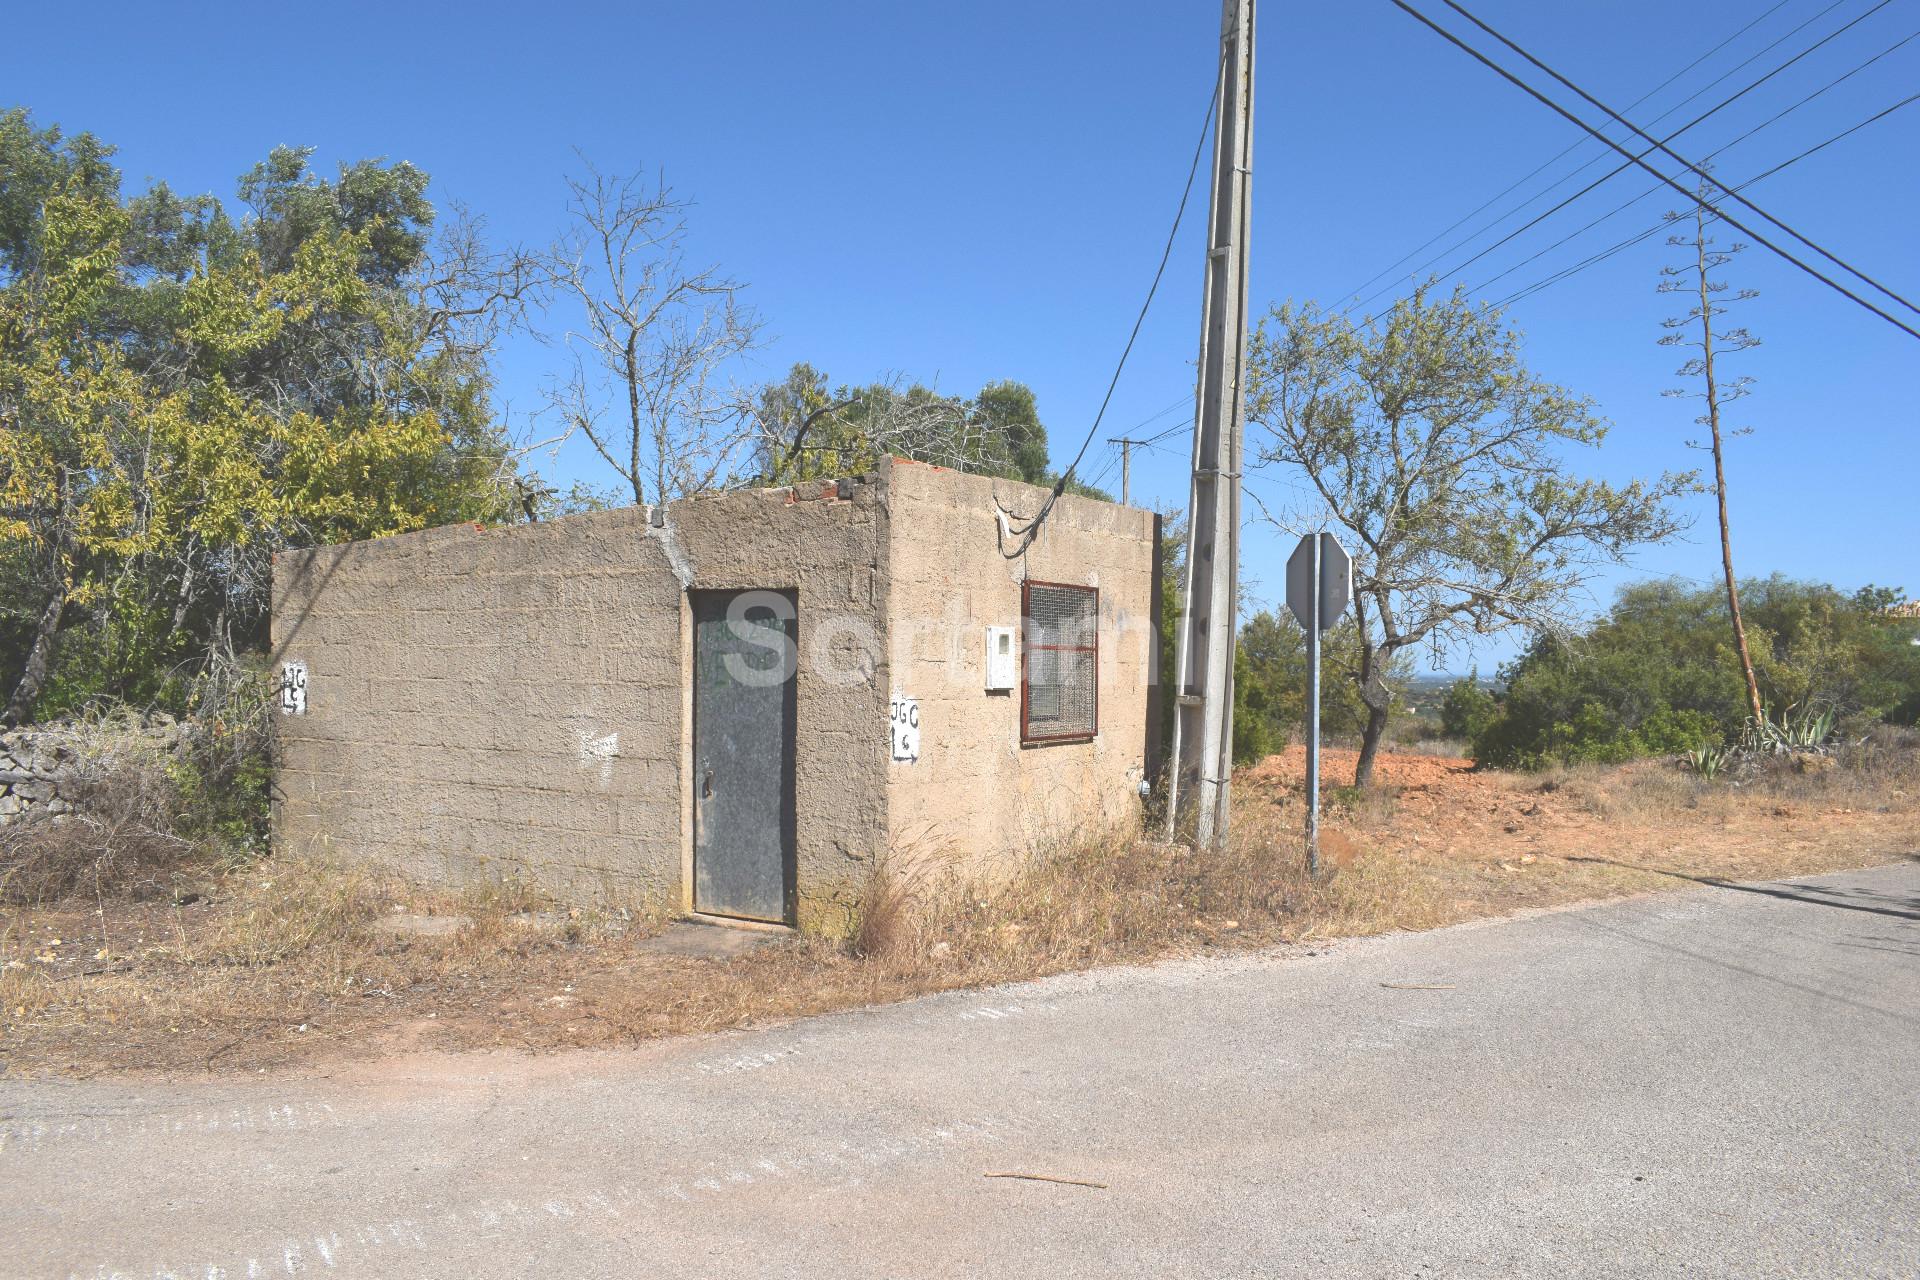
(1022, 581), (1098, 743)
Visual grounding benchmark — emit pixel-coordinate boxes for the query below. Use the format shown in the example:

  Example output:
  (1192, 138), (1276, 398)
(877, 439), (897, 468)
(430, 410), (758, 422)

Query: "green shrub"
(1230, 609), (1403, 764)
(1439, 673), (1498, 742)
(1638, 707), (1723, 755)
(162, 663), (276, 856)
(1471, 577), (1918, 770)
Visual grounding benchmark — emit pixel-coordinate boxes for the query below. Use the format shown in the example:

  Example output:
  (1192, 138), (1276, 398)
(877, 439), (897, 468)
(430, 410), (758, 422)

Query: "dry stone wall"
(0, 718), (182, 825)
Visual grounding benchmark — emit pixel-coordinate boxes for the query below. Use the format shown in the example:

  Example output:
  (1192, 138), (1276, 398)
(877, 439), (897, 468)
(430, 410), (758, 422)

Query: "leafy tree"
(1231, 608), (1382, 764)
(1741, 578), (1920, 723)
(1245, 283), (1694, 787)
(751, 363), (856, 481)
(1232, 610), (1301, 764)
(0, 110), (527, 721)
(0, 109), (119, 277)
(0, 181), (150, 722)
(749, 362), (1075, 490)
(974, 380), (1050, 485)
(237, 145), (433, 284)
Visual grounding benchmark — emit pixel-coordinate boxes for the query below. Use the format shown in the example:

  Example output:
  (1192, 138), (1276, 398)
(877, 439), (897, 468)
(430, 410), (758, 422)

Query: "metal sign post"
(1287, 532), (1351, 877)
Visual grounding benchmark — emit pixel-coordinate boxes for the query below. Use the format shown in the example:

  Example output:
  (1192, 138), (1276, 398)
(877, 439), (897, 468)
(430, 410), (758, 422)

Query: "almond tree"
(1246, 283), (1695, 787)
(544, 163), (762, 506)
(1659, 191), (1765, 726)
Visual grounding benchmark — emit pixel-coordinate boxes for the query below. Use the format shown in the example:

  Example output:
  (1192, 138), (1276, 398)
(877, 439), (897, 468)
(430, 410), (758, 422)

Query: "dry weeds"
(3, 736), (1916, 1080)
(0, 717), (213, 907)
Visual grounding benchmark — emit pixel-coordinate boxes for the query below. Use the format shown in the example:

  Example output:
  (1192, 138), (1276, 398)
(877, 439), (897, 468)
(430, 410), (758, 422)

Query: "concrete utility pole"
(1167, 0), (1255, 848)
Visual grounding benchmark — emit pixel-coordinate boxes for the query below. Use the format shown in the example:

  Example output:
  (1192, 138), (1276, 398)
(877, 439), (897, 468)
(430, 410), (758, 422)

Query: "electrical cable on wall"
(995, 50), (1223, 558)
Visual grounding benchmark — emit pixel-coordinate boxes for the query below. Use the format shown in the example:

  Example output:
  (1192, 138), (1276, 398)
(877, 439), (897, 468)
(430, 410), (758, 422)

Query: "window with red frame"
(1021, 580), (1098, 743)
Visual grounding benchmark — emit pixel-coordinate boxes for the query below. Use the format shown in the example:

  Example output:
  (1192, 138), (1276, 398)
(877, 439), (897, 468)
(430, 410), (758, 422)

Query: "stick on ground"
(984, 1171), (1110, 1190)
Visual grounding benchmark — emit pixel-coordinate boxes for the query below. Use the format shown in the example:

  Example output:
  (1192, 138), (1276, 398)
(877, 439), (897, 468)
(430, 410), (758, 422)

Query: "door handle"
(702, 768), (713, 799)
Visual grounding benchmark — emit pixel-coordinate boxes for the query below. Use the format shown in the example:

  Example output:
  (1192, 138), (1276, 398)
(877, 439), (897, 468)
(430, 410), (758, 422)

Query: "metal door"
(692, 590), (797, 922)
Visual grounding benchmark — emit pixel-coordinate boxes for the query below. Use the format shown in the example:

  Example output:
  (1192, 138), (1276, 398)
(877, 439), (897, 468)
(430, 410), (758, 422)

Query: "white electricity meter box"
(984, 626), (1017, 691)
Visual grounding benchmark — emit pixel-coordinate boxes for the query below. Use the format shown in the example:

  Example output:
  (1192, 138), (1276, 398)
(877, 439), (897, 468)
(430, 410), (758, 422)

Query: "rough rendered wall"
(883, 460), (1160, 875)
(271, 477), (890, 925)
(272, 511), (687, 901)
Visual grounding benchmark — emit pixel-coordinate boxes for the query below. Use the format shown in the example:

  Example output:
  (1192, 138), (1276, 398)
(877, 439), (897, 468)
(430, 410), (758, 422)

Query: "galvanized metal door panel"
(692, 591), (797, 923)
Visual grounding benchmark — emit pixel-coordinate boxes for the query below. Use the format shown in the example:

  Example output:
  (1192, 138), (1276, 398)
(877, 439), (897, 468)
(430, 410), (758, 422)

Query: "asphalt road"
(5, 861), (1918, 1279)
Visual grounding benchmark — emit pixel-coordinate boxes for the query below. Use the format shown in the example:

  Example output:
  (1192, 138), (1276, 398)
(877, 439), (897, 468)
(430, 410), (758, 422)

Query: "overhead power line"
(1496, 89), (1920, 307)
(1108, 399), (1203, 506)
(1081, 450), (1122, 499)
(1113, 392), (1195, 441)
(1353, 0), (1899, 319)
(1439, 0), (1920, 320)
(1139, 417), (1195, 447)
(1334, 0), (1801, 311)
(998, 55), (1220, 554)
(1393, 0), (1920, 342)
(1468, 26), (1920, 298)
(1342, 0), (1871, 317)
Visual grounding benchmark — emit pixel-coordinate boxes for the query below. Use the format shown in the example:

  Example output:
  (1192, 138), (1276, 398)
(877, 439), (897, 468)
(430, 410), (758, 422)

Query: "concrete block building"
(271, 458), (1162, 930)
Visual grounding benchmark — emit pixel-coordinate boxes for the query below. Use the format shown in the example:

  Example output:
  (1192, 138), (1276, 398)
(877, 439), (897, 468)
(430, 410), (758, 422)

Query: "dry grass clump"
(194, 861), (387, 969)
(837, 807), (1445, 986)
(7, 813), (1436, 1075)
(1533, 722), (1920, 824)
(1392, 735), (1471, 759)
(0, 815), (198, 907)
(848, 860), (916, 961)
(0, 716), (211, 906)
(1527, 761), (1715, 825)
(568, 819), (1439, 1050)
(0, 856), (675, 1072)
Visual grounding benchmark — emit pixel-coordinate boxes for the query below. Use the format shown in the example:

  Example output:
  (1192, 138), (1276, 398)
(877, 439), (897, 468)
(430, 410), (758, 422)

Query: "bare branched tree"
(1660, 188), (1765, 726)
(406, 205), (554, 518)
(413, 202), (550, 366)
(544, 162), (762, 507)
(1247, 283), (1696, 787)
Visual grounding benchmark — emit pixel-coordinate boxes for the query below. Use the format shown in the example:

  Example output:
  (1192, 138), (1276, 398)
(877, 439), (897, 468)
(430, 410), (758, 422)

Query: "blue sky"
(8, 0), (1916, 673)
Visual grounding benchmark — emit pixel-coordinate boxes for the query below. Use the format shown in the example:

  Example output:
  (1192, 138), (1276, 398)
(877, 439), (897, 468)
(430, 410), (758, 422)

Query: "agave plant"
(1686, 743), (1730, 780)
(1744, 704), (1838, 755)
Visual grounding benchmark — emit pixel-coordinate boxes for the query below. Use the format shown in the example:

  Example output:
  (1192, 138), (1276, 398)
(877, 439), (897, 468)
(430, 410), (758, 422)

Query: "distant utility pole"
(1106, 437), (1149, 506)
(1167, 0), (1255, 848)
